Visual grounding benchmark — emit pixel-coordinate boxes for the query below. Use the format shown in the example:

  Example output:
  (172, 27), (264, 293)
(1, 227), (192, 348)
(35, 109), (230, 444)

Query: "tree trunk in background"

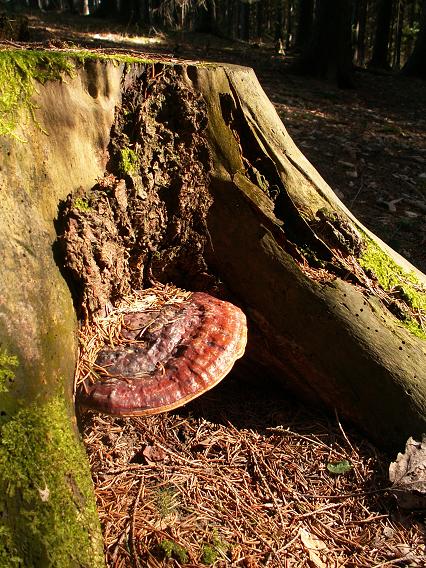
(214, 0), (233, 38)
(240, 1), (251, 41)
(94, 0), (120, 17)
(286, 0), (294, 49)
(404, 0), (417, 60)
(370, 0), (394, 68)
(296, 0), (314, 49)
(393, 0), (403, 68)
(256, 0), (264, 40)
(73, 0), (89, 14)
(297, 0), (355, 86)
(118, 0), (140, 23)
(275, 0), (285, 41)
(402, 0), (426, 76)
(137, 0), (150, 26)
(354, 0), (369, 65)
(193, 0), (215, 33)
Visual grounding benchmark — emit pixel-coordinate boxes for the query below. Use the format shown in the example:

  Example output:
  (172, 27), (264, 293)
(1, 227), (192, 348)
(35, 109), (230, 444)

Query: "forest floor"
(5, 9), (426, 568)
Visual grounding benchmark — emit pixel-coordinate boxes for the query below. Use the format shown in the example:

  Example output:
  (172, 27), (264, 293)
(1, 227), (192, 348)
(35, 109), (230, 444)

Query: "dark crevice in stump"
(56, 64), (218, 320)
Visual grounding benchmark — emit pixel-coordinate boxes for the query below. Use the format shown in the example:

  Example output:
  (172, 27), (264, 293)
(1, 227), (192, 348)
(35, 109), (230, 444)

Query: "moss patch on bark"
(0, 50), (76, 138)
(0, 393), (104, 567)
(0, 348), (19, 395)
(360, 238), (426, 339)
(0, 49), (163, 139)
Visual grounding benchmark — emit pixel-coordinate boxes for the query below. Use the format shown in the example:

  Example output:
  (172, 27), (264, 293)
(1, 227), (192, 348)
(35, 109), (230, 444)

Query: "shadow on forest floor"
(80, 368), (426, 566)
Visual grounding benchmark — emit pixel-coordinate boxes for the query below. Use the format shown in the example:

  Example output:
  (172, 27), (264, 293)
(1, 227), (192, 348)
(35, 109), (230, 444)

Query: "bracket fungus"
(77, 291), (247, 416)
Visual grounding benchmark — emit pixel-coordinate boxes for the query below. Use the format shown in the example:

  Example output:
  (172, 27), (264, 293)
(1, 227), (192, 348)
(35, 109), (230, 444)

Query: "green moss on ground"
(0, 393), (104, 567)
(360, 239), (426, 339)
(200, 530), (231, 565)
(158, 539), (189, 563)
(201, 544), (218, 564)
(0, 348), (19, 394)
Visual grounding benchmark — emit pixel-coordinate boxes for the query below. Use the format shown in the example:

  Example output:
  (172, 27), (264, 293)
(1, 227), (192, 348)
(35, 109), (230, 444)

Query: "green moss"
(200, 530), (230, 565)
(359, 239), (426, 339)
(0, 50), (76, 138)
(0, 348), (19, 393)
(0, 523), (22, 566)
(119, 148), (139, 175)
(0, 393), (104, 567)
(393, 283), (425, 311)
(201, 544), (218, 564)
(0, 49), (165, 139)
(155, 485), (179, 518)
(73, 197), (91, 212)
(158, 539), (188, 563)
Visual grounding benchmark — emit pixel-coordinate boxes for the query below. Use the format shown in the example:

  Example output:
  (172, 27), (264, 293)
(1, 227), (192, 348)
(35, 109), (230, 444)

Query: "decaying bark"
(58, 60), (426, 451)
(58, 67), (215, 317)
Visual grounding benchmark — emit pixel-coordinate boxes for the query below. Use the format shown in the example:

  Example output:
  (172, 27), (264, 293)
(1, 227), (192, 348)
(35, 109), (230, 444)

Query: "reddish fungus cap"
(78, 292), (247, 415)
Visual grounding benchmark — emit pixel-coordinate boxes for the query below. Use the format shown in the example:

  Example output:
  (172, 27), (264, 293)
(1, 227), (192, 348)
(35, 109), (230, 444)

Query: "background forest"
(1, 0), (425, 80)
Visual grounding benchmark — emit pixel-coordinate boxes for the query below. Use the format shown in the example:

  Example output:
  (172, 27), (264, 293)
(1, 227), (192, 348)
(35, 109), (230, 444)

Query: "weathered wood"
(0, 55), (122, 567)
(191, 63), (426, 450)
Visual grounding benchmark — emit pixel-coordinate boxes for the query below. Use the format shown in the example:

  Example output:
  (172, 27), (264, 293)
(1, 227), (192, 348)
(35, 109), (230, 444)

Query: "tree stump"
(59, 58), (426, 451)
(1, 52), (426, 565)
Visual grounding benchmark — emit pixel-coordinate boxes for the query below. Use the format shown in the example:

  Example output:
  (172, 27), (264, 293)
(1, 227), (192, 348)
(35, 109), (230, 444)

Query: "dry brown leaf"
(142, 444), (169, 464)
(299, 528), (341, 568)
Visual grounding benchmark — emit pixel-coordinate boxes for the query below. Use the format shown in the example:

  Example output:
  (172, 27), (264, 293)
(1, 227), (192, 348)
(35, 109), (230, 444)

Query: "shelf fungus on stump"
(78, 292), (247, 416)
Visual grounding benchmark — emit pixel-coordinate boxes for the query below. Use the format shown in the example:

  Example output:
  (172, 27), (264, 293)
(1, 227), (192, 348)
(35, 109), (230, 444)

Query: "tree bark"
(1, 52), (426, 562)
(296, 0), (314, 50)
(392, 0), (403, 68)
(370, 0), (394, 68)
(296, 0), (355, 87)
(240, 0), (251, 41)
(402, 0), (426, 77)
(353, 0), (369, 66)
(274, 0), (285, 41)
(0, 55), (122, 568)
(196, 65), (426, 450)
